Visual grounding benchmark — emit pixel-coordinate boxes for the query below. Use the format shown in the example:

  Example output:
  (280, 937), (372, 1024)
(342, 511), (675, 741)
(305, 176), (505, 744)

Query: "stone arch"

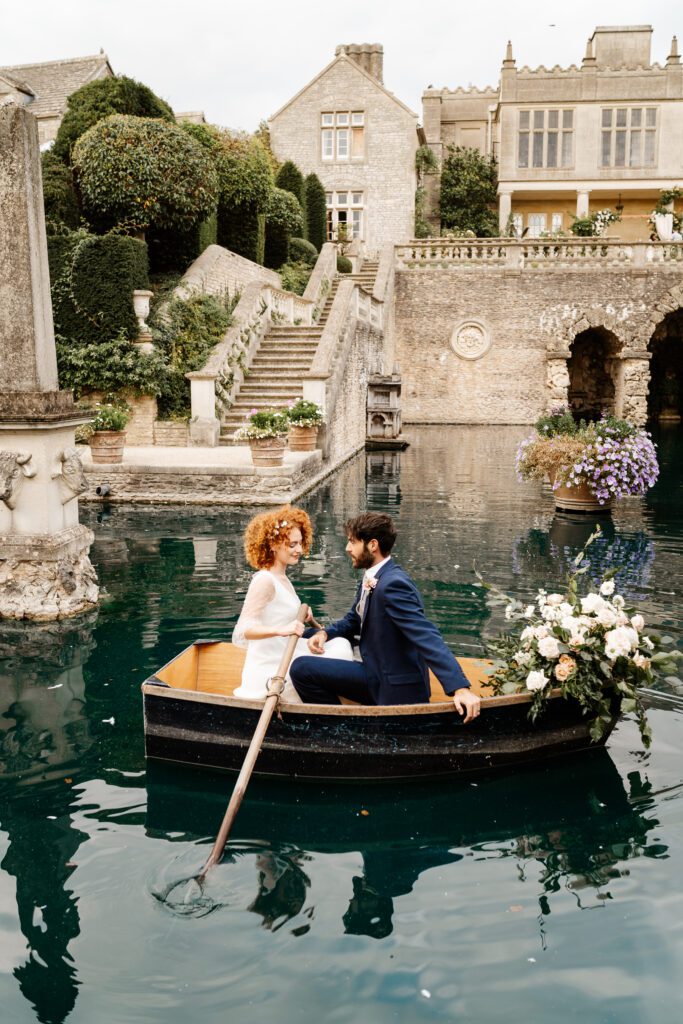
(647, 306), (683, 423)
(543, 308), (630, 417)
(646, 282), (683, 342)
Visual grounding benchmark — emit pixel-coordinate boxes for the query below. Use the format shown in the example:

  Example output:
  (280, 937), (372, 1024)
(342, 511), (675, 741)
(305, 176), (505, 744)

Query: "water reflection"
(146, 749), (660, 941)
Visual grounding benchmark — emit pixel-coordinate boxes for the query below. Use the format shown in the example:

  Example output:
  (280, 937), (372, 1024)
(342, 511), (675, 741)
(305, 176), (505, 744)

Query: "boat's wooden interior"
(154, 641), (497, 703)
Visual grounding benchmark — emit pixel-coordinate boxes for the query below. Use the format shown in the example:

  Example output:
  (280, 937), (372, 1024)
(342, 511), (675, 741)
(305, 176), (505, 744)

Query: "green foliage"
(47, 229), (149, 345)
(414, 186), (431, 238)
(288, 237), (318, 266)
(41, 152), (80, 229)
(150, 292), (233, 418)
(337, 255), (352, 273)
(89, 401), (131, 431)
(218, 203), (266, 264)
(534, 407), (580, 437)
(278, 261), (313, 295)
(264, 188), (304, 269)
(234, 408), (289, 440)
(568, 216), (595, 237)
(275, 161), (305, 209)
(440, 145), (499, 237)
(415, 144), (439, 175)
(213, 129), (273, 211)
(305, 173), (327, 251)
(147, 213), (218, 275)
(73, 115), (219, 235)
(53, 74), (174, 164)
(286, 399), (323, 426)
(57, 330), (167, 398)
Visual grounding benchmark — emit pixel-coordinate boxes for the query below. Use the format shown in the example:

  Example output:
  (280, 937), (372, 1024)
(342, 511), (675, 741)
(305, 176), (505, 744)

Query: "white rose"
(569, 631), (587, 648)
(581, 593), (605, 615)
(560, 615), (578, 631)
(612, 595), (625, 610)
(514, 651), (532, 667)
(633, 653), (651, 670)
(604, 626), (639, 661)
(537, 636), (561, 659)
(524, 605), (536, 619)
(526, 670), (549, 692)
(615, 613), (629, 627)
(542, 605), (560, 622)
(597, 606), (618, 628)
(600, 580), (616, 596)
(520, 625), (535, 643)
(546, 593), (564, 607)
(558, 603), (574, 618)
(534, 625), (550, 640)
(631, 614), (645, 632)
(642, 636), (654, 651)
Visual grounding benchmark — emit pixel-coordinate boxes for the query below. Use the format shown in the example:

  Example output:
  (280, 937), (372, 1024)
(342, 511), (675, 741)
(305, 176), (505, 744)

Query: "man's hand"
(453, 687), (481, 724)
(308, 629), (327, 654)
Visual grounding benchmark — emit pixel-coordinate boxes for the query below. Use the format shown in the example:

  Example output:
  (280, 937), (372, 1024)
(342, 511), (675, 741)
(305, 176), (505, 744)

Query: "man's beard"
(353, 545), (376, 570)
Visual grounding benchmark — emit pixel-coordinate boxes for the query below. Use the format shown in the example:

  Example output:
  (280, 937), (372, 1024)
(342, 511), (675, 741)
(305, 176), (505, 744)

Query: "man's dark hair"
(345, 512), (397, 555)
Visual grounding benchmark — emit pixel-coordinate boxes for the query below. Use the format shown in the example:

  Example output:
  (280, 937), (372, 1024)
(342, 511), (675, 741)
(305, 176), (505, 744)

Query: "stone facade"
(270, 46), (419, 250)
(423, 25), (683, 241)
(394, 254), (683, 425)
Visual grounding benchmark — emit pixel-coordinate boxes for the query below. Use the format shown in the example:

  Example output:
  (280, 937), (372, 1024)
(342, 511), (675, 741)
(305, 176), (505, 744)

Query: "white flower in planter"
(600, 580), (616, 596)
(581, 593), (605, 615)
(538, 636), (561, 659)
(526, 670), (549, 692)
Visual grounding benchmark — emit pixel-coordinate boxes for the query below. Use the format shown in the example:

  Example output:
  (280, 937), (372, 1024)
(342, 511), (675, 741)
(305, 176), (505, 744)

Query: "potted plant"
(234, 408), (289, 467)
(87, 402), (130, 464)
(569, 208), (620, 238)
(516, 408), (659, 513)
(482, 527), (682, 750)
(286, 399), (323, 451)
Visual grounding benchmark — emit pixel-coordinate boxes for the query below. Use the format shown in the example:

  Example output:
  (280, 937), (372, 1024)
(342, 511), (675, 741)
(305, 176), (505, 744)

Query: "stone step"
(247, 373), (307, 384)
(268, 327), (323, 335)
(250, 360), (312, 370)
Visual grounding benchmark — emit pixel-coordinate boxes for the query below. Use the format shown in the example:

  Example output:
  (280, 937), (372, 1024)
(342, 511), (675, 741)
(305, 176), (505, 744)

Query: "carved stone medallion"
(450, 320), (491, 361)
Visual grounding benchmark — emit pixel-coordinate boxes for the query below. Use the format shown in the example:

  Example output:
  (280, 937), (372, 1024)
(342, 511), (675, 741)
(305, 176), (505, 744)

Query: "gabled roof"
(0, 53), (113, 116)
(269, 52), (418, 123)
(0, 71), (34, 96)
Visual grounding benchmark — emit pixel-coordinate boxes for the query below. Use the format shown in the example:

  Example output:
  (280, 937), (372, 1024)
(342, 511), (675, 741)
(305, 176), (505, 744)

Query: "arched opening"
(648, 309), (683, 422)
(567, 327), (620, 421)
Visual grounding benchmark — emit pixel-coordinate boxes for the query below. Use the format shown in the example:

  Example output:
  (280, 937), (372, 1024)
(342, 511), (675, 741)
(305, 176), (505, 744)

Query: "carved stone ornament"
(450, 320), (491, 361)
(0, 451), (36, 509)
(52, 446), (89, 504)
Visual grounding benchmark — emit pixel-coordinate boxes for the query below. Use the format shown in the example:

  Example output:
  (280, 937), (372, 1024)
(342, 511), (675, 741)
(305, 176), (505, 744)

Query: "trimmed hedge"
(337, 255), (353, 273)
(305, 173), (327, 251)
(218, 201), (265, 264)
(147, 212), (218, 274)
(289, 236), (318, 266)
(264, 188), (304, 269)
(48, 230), (149, 346)
(41, 152), (80, 229)
(53, 75), (175, 164)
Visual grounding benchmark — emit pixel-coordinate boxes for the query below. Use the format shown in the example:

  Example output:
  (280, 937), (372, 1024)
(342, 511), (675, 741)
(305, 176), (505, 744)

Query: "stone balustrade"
(395, 238), (683, 271)
(302, 242), (338, 321)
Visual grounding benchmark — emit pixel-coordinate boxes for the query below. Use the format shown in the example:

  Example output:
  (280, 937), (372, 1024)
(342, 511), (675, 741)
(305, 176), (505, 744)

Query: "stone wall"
(174, 244), (280, 302)
(394, 264), (683, 424)
(85, 391), (156, 446)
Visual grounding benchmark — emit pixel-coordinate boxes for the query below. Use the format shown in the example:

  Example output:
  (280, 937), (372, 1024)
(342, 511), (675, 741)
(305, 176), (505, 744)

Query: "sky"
(1, 0), (680, 131)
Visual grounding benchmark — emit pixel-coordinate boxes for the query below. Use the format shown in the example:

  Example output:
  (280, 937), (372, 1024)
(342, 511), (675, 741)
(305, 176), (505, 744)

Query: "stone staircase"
(219, 256), (380, 443)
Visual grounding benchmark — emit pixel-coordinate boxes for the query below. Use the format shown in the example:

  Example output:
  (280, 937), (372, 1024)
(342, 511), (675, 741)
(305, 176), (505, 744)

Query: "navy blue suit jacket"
(322, 560), (470, 705)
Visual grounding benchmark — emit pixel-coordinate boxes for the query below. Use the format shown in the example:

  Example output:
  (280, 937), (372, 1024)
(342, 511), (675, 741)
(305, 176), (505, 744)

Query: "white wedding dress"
(232, 569), (353, 702)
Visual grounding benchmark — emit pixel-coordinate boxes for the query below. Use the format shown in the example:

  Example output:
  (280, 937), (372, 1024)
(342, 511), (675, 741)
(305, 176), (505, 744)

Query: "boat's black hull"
(143, 688), (621, 780)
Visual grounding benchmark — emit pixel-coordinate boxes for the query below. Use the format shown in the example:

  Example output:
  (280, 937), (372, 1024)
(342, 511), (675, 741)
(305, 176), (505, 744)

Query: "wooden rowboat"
(142, 641), (621, 780)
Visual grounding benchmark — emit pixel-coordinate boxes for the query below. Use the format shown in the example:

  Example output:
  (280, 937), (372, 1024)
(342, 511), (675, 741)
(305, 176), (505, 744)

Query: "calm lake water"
(2, 425), (683, 1024)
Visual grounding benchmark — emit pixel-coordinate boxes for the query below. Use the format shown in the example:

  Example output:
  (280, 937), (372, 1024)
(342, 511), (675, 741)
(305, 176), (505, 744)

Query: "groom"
(290, 512), (481, 722)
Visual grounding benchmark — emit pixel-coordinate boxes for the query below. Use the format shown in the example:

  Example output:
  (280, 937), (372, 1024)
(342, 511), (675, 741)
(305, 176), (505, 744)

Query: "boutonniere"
(363, 577), (378, 592)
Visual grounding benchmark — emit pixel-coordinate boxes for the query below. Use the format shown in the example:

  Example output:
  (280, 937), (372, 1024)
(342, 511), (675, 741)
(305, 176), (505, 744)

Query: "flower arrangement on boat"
(483, 527), (682, 748)
(516, 408), (659, 506)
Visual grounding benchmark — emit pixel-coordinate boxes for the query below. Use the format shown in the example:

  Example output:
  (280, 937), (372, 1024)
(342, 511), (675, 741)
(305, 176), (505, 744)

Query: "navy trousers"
(290, 656), (375, 705)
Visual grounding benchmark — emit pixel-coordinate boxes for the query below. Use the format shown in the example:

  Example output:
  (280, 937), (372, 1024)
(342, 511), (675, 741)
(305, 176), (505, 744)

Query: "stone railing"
(395, 238), (683, 271)
(186, 281), (313, 446)
(302, 242), (337, 322)
(174, 243), (281, 300)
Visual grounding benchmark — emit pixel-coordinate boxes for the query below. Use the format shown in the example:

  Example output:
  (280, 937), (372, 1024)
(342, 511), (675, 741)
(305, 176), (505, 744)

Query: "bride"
(232, 505), (353, 701)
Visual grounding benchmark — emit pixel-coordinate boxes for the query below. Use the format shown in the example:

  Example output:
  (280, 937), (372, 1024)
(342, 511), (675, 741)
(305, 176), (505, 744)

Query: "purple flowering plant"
(516, 408), (659, 505)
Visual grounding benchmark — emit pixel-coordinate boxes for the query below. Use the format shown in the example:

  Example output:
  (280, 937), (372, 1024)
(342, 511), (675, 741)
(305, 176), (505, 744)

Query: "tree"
(72, 115), (219, 237)
(212, 130), (274, 263)
(275, 161), (305, 208)
(41, 151), (80, 229)
(305, 173), (327, 251)
(439, 146), (498, 237)
(53, 75), (174, 164)
(264, 187), (304, 269)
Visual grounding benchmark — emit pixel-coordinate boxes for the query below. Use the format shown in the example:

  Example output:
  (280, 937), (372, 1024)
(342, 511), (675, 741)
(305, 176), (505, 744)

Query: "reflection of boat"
(142, 641), (621, 779)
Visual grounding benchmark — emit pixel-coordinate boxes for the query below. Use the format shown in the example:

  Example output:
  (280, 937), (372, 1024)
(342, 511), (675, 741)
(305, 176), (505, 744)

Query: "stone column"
(619, 351), (652, 426)
(499, 190), (513, 234)
(576, 190), (591, 219)
(0, 101), (99, 620)
(546, 349), (571, 409)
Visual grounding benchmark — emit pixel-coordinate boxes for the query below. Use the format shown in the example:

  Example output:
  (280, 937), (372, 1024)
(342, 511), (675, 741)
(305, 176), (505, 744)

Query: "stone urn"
(90, 430), (126, 464)
(552, 477), (612, 514)
(288, 424), (319, 451)
(249, 436), (286, 468)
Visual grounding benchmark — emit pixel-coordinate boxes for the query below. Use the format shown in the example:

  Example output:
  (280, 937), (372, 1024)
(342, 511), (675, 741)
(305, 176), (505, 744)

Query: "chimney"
(336, 43), (384, 84)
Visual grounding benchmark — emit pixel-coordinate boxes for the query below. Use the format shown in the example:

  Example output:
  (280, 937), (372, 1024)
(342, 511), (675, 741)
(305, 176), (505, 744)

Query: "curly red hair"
(243, 505), (312, 569)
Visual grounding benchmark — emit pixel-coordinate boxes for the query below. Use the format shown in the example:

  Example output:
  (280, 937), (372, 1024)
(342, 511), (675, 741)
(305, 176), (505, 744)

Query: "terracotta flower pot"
(552, 477), (612, 514)
(90, 430), (126, 464)
(249, 436), (286, 468)
(288, 424), (319, 451)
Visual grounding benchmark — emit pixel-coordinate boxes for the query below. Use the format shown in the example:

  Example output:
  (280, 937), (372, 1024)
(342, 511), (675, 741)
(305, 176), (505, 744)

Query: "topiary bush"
(47, 229), (149, 345)
(212, 130), (273, 263)
(41, 151), (80, 229)
(289, 236), (318, 266)
(337, 255), (352, 273)
(264, 188), (305, 269)
(304, 173), (327, 250)
(276, 161), (305, 210)
(53, 75), (175, 164)
(146, 213), (218, 275)
(72, 115), (219, 236)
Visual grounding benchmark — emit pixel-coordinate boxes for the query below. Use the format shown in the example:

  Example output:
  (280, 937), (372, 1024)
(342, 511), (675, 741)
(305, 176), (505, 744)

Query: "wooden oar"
(197, 603), (309, 883)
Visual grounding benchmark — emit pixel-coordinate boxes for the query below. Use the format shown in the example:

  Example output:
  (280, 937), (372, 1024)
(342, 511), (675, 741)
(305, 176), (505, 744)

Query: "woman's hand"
(280, 620), (305, 638)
